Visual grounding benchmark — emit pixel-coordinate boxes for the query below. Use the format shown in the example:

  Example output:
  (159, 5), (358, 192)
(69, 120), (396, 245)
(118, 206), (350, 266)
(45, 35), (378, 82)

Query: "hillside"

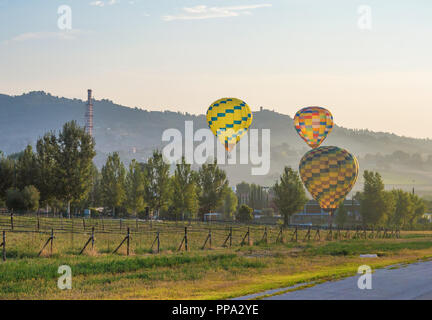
(1, 91), (432, 196)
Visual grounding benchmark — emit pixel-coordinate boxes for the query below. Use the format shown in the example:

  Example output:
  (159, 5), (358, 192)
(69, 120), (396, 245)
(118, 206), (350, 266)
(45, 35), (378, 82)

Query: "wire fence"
(0, 213), (402, 261)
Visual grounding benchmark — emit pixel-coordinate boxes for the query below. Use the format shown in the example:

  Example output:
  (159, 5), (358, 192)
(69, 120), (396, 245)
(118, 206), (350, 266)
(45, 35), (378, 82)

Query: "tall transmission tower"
(85, 89), (93, 137)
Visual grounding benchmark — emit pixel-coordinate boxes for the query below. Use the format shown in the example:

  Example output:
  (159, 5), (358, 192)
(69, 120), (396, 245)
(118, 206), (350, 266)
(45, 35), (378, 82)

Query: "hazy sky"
(0, 0), (431, 138)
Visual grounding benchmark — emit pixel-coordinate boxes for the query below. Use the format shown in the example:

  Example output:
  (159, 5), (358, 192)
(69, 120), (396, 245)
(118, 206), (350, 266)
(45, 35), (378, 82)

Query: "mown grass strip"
(306, 239), (432, 256)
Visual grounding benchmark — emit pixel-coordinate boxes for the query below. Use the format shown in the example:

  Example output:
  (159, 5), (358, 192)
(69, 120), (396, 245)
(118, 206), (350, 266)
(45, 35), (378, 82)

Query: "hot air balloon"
(206, 98), (253, 152)
(294, 107), (333, 149)
(299, 146), (359, 214)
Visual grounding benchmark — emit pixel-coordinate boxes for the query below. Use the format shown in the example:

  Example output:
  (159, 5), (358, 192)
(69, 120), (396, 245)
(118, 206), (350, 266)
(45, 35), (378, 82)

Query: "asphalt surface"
(236, 260), (432, 300)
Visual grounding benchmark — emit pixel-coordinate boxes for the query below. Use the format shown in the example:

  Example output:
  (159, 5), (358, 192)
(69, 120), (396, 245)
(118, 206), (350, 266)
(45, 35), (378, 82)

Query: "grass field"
(1, 215), (431, 299)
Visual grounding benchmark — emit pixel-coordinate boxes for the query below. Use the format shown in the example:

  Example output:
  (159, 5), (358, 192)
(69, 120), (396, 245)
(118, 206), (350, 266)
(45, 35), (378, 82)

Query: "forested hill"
(1, 91), (432, 194)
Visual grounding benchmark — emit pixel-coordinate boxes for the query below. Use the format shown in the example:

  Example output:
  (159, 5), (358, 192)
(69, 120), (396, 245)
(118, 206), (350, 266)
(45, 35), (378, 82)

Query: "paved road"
(237, 260), (432, 300)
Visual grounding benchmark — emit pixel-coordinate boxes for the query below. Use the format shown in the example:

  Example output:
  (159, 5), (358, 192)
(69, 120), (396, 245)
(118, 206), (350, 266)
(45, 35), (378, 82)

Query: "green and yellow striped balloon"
(299, 146), (359, 211)
(206, 98), (253, 152)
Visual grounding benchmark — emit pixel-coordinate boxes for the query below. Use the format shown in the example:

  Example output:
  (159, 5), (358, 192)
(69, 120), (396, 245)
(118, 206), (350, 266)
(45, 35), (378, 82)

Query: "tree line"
(96, 152), (238, 220)
(351, 170), (427, 229)
(0, 121), (238, 220)
(269, 167), (428, 229)
(0, 121), (428, 228)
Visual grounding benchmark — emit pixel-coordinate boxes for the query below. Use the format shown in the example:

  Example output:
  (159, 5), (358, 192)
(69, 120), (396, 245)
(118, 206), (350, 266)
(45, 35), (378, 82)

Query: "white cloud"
(1, 30), (83, 45)
(89, 0), (117, 7)
(90, 1), (105, 7)
(163, 4), (272, 21)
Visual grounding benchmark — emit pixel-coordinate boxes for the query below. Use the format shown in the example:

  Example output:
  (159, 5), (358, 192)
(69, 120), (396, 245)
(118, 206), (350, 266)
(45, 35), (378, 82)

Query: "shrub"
(237, 205), (253, 222)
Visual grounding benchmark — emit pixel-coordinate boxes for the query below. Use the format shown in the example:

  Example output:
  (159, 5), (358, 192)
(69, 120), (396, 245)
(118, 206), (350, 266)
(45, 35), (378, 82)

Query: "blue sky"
(0, 0), (431, 138)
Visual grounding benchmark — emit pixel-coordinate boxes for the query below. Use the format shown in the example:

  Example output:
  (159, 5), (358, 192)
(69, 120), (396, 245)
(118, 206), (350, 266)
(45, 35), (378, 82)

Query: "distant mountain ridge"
(1, 91), (432, 194)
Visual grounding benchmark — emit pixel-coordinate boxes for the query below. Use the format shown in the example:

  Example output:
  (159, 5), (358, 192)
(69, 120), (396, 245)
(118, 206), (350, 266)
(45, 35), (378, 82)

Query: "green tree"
(335, 201), (348, 227)
(196, 160), (228, 218)
(101, 152), (126, 217)
(125, 159), (146, 216)
(409, 194), (426, 226)
(16, 145), (37, 189)
(236, 181), (250, 206)
(359, 171), (394, 226)
(6, 188), (23, 212)
(390, 189), (412, 227)
(0, 155), (15, 200)
(55, 121), (96, 217)
(21, 185), (40, 212)
(35, 132), (58, 209)
(5, 186), (40, 212)
(237, 204), (253, 222)
(217, 187), (238, 220)
(273, 167), (307, 226)
(171, 157), (198, 220)
(144, 150), (171, 217)
(87, 163), (102, 207)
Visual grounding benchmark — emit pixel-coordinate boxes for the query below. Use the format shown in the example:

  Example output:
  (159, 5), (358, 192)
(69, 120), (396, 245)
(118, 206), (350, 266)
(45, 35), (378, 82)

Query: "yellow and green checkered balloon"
(206, 98), (253, 151)
(299, 146), (359, 212)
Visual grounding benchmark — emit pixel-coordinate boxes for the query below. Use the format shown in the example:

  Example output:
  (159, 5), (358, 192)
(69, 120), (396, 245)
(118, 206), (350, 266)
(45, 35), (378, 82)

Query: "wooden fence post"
(83, 218), (86, 231)
(79, 227), (95, 255)
(241, 227), (250, 246)
(1, 231), (5, 261)
(10, 213), (13, 231)
(291, 227), (298, 242)
(91, 227), (95, 250)
(261, 227), (268, 244)
(127, 227), (130, 256)
(202, 229), (212, 250)
(304, 226), (311, 241)
(113, 227), (130, 255)
(150, 231), (160, 253)
(222, 227), (233, 248)
(327, 225), (333, 241)
(184, 227), (188, 251)
(178, 227), (188, 251)
(50, 229), (54, 255)
(276, 226), (284, 243)
(314, 227), (320, 241)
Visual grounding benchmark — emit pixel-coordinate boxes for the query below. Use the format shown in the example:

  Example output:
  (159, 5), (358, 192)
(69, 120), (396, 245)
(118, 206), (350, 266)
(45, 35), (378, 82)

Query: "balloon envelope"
(299, 146), (359, 211)
(206, 98), (253, 151)
(294, 107), (333, 148)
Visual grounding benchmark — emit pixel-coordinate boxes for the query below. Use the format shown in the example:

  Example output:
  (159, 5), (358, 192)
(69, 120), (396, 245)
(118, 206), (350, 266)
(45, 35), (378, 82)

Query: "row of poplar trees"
(97, 151), (237, 219)
(0, 121), (238, 219)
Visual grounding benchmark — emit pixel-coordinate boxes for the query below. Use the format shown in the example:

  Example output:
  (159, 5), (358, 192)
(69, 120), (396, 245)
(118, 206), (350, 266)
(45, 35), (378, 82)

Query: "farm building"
(290, 199), (361, 226)
(203, 213), (223, 222)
